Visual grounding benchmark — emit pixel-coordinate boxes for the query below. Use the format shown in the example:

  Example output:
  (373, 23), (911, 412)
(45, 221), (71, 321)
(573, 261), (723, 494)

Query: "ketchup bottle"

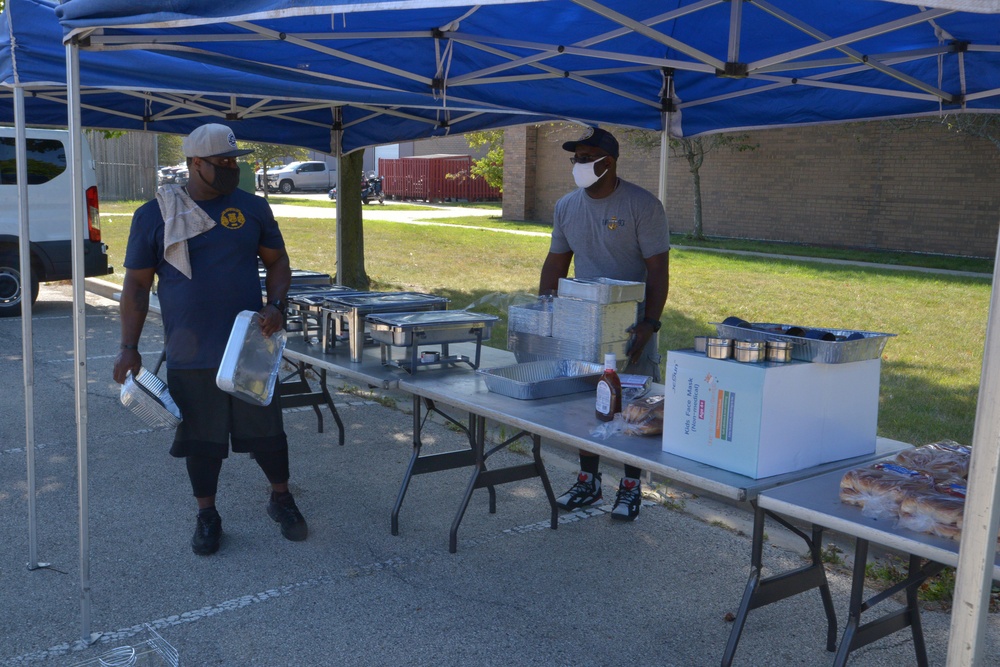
(595, 353), (622, 422)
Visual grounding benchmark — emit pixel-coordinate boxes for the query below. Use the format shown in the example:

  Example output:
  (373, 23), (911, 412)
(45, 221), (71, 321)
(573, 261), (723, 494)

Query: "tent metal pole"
(334, 107), (343, 286)
(14, 84), (47, 572)
(658, 111), (669, 211)
(946, 232), (1000, 666)
(65, 41), (97, 646)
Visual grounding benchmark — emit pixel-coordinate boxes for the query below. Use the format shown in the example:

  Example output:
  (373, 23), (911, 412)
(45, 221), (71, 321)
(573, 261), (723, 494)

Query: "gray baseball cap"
(182, 123), (253, 158)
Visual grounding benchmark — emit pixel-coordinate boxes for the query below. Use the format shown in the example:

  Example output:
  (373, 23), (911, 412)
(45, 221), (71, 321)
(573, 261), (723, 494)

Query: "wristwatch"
(268, 298), (285, 314)
(642, 317), (662, 332)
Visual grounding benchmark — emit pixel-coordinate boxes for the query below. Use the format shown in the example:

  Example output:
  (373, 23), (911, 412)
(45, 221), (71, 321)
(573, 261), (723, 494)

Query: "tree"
(242, 142), (308, 199)
(889, 113), (1000, 150)
(337, 150), (370, 289)
(157, 133), (185, 167)
(466, 129), (504, 191)
(621, 128), (757, 240)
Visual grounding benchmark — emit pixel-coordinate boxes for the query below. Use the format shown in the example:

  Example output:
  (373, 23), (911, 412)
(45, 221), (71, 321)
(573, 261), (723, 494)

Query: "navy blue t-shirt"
(124, 189), (284, 369)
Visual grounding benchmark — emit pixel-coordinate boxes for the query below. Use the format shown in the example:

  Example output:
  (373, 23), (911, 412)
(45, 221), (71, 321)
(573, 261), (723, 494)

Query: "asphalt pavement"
(2, 282), (998, 667)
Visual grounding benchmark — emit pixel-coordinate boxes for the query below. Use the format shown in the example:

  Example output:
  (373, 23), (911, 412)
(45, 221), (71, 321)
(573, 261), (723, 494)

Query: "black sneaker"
(611, 477), (642, 522)
(555, 471), (603, 510)
(192, 507), (222, 556)
(267, 491), (308, 542)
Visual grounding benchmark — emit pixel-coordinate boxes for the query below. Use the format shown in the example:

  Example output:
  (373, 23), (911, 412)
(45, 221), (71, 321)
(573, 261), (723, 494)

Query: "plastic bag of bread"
(590, 395), (664, 439)
(893, 440), (970, 481)
(897, 489), (965, 540)
(839, 463), (934, 519)
(620, 394), (664, 436)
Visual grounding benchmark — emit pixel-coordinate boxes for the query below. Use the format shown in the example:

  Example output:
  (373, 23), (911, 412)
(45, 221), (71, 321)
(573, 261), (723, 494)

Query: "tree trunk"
(691, 167), (704, 240)
(337, 150), (370, 290)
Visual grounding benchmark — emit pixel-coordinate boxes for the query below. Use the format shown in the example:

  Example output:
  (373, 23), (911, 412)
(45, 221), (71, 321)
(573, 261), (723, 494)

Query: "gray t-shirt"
(550, 178), (670, 281)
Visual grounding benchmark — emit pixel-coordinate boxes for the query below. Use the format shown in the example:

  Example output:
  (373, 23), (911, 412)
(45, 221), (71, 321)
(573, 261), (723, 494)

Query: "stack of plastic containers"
(507, 277), (642, 366)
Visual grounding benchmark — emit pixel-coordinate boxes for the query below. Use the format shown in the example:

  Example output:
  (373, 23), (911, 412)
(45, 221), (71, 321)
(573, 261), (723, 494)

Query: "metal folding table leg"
(833, 539), (942, 667)
(277, 362), (344, 446)
(391, 395), (478, 537)
(391, 396), (558, 552)
(721, 502), (837, 666)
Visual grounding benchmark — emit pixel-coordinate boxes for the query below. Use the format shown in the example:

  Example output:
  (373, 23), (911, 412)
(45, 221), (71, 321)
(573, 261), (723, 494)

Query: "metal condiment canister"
(705, 336), (732, 359)
(733, 339), (765, 363)
(766, 340), (793, 362)
(693, 335), (708, 353)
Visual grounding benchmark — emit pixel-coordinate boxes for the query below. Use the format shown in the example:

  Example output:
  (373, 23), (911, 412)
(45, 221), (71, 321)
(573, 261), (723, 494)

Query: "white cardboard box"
(662, 350), (880, 478)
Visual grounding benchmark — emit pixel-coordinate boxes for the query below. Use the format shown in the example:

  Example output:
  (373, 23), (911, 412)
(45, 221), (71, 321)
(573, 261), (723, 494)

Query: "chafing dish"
(286, 287), (367, 342)
(258, 266), (332, 289)
(321, 292), (450, 362)
(367, 310), (498, 372)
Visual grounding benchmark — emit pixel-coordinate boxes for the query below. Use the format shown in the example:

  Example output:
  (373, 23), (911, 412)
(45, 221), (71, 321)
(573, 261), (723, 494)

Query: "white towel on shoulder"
(157, 184), (216, 279)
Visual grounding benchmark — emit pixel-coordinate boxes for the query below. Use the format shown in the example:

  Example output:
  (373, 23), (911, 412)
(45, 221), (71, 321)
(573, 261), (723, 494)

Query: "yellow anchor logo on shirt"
(220, 208), (246, 229)
(605, 216), (623, 230)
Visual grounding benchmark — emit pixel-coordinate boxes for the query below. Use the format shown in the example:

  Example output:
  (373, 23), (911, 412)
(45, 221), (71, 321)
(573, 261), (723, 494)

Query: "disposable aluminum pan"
(712, 322), (895, 364)
(508, 300), (554, 337)
(557, 277), (644, 304)
(477, 359), (604, 400)
(366, 310), (498, 346)
(216, 311), (287, 406)
(120, 368), (182, 428)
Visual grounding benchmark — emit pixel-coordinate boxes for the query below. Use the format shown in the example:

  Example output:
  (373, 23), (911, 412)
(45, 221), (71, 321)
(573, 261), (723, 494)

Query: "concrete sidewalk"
(1, 285), (997, 666)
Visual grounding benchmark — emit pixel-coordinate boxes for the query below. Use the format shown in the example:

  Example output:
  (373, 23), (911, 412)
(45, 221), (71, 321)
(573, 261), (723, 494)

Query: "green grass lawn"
(98, 206), (991, 448)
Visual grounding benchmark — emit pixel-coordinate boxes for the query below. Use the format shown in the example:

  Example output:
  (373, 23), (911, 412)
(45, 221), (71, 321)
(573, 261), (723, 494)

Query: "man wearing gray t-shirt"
(539, 126), (670, 522)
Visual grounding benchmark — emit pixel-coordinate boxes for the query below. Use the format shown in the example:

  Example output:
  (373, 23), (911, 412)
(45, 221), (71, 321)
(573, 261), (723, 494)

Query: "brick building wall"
(504, 121), (1000, 258)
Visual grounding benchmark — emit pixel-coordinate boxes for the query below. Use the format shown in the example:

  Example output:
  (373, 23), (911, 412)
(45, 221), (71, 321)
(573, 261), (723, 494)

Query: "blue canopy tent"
(46, 0), (1000, 662)
(3, 0), (558, 643)
(2, 0), (552, 152)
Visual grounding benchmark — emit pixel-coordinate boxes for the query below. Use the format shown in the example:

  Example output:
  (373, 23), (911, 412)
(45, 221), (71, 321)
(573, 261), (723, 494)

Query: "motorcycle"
(326, 172), (385, 205)
(361, 172), (385, 205)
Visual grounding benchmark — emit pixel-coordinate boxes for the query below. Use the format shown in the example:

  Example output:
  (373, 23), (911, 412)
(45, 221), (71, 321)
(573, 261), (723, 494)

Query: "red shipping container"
(379, 154), (501, 202)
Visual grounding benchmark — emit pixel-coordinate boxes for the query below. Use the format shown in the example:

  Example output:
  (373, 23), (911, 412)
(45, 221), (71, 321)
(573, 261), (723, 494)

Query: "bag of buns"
(620, 394), (664, 436)
(590, 395), (664, 439)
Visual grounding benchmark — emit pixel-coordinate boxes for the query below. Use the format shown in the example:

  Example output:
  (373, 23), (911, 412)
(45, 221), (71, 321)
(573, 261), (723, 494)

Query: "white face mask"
(572, 156), (608, 189)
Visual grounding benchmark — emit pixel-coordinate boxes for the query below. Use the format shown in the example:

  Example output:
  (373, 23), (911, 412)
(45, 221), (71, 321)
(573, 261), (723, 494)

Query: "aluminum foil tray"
(216, 311), (287, 406)
(120, 368), (182, 428)
(68, 624), (179, 667)
(478, 359), (604, 400)
(508, 300), (553, 337)
(507, 330), (628, 365)
(367, 310), (498, 346)
(552, 299), (638, 344)
(712, 322), (896, 364)
(557, 277), (644, 304)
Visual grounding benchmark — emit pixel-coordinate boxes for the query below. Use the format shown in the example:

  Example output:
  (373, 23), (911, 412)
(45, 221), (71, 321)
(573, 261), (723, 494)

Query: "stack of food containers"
(507, 278), (642, 366)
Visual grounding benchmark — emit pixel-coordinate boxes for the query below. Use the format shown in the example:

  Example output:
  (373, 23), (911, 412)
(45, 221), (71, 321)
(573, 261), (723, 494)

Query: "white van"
(0, 127), (111, 316)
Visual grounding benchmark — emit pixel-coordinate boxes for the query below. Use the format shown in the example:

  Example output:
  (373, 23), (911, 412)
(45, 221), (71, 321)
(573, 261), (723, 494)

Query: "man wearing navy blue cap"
(539, 125), (670, 522)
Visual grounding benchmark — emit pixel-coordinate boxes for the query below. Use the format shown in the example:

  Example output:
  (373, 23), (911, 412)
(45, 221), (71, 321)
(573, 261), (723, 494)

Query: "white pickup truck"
(263, 161), (337, 194)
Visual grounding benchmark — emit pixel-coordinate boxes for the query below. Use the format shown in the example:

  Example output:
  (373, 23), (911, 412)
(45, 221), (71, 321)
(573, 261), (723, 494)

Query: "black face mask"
(205, 163), (241, 195)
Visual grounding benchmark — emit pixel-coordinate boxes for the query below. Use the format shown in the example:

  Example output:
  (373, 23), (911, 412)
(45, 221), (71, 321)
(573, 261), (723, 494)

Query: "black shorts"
(166, 368), (287, 459)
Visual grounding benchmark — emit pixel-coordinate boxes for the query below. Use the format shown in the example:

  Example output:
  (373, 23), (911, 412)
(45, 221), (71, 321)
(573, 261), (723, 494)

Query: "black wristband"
(641, 318), (662, 332)
(120, 343), (139, 350)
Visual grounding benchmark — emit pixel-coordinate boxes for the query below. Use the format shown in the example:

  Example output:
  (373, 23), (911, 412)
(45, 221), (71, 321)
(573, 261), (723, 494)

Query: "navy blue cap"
(562, 126), (619, 160)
